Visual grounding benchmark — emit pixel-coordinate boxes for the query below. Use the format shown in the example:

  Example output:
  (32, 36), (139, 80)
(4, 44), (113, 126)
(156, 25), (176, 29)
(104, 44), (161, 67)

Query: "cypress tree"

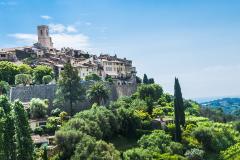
(14, 101), (33, 160)
(174, 78), (185, 142)
(0, 108), (5, 159)
(0, 96), (16, 160)
(143, 74), (149, 84)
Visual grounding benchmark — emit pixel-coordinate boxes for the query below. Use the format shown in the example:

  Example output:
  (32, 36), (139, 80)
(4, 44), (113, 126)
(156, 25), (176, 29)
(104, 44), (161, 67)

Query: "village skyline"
(1, 0), (240, 99)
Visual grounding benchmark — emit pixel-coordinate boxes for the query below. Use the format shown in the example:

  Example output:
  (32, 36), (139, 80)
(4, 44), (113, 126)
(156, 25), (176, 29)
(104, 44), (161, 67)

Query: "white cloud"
(8, 34), (37, 43)
(49, 23), (78, 33)
(66, 26), (77, 33)
(41, 15), (52, 20)
(52, 33), (89, 49)
(8, 33), (90, 50)
(49, 24), (66, 33)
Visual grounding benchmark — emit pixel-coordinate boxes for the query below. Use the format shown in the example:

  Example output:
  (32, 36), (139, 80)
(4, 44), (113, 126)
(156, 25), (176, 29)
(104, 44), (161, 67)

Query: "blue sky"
(1, 0), (240, 99)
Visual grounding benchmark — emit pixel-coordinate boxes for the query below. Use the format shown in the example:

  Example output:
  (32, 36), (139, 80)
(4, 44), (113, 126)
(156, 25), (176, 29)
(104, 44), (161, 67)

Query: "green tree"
(15, 74), (32, 86)
(55, 62), (84, 116)
(3, 114), (16, 160)
(0, 61), (19, 85)
(0, 81), (9, 95)
(85, 73), (101, 81)
(138, 130), (173, 153)
(137, 84), (163, 102)
(174, 78), (185, 142)
(87, 82), (109, 105)
(14, 101), (33, 160)
(18, 64), (32, 74)
(148, 78), (155, 84)
(174, 78), (185, 127)
(29, 98), (48, 119)
(33, 65), (53, 84)
(88, 140), (120, 160)
(0, 96), (16, 160)
(143, 74), (148, 84)
(136, 76), (142, 84)
(0, 108), (5, 159)
(123, 148), (154, 160)
(55, 130), (83, 159)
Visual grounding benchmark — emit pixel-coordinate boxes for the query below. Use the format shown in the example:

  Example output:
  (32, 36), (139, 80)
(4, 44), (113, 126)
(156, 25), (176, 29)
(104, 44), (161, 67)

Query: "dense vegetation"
(0, 61), (240, 159)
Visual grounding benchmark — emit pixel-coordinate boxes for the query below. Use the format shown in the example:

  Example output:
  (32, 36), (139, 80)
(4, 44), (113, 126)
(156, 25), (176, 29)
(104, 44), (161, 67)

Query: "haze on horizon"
(0, 0), (240, 99)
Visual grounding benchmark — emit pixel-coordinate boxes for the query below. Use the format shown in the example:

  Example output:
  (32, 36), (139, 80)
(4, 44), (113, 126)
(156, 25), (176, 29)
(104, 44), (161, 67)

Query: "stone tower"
(37, 25), (53, 49)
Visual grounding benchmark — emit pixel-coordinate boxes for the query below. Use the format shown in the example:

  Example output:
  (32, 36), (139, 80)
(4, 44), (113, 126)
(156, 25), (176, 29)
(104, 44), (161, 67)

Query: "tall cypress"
(14, 101), (33, 160)
(174, 78), (185, 127)
(174, 78), (185, 142)
(0, 96), (16, 160)
(143, 74), (149, 84)
(0, 108), (5, 159)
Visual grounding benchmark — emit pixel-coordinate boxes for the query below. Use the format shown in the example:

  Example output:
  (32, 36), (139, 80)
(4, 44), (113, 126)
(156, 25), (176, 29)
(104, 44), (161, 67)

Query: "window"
(40, 30), (43, 36)
(0, 54), (6, 58)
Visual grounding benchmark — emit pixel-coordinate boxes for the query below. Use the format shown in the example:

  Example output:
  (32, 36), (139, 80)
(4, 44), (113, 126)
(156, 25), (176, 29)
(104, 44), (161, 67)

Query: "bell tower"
(37, 25), (53, 49)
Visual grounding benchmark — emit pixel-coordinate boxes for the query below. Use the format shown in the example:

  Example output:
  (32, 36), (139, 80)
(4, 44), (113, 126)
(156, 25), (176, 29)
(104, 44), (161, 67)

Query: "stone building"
(37, 25), (53, 49)
(98, 54), (137, 82)
(0, 49), (16, 61)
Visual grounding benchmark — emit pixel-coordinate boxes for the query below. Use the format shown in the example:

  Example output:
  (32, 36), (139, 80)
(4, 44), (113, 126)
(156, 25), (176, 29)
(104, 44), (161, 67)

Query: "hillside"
(201, 98), (240, 114)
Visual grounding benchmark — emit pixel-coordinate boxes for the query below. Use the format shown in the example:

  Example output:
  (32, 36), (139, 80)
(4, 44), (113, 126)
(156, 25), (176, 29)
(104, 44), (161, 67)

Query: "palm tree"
(87, 82), (109, 105)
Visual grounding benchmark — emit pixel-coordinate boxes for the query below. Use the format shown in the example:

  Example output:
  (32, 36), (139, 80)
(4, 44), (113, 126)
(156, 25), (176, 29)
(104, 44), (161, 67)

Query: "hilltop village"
(0, 25), (137, 85)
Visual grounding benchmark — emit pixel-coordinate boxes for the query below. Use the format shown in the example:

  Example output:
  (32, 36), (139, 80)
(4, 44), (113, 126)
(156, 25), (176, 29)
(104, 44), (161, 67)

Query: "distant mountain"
(201, 98), (240, 114)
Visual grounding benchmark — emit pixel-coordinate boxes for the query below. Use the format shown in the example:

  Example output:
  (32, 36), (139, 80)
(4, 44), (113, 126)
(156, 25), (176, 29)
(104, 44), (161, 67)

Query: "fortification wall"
(9, 82), (137, 113)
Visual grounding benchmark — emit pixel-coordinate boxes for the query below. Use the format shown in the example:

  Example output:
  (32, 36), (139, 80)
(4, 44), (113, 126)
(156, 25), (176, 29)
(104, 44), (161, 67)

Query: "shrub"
(15, 74), (32, 85)
(34, 127), (44, 135)
(51, 108), (61, 117)
(85, 73), (101, 81)
(30, 98), (48, 119)
(123, 148), (153, 160)
(42, 75), (52, 84)
(184, 148), (205, 160)
(33, 65), (53, 84)
(0, 81), (10, 95)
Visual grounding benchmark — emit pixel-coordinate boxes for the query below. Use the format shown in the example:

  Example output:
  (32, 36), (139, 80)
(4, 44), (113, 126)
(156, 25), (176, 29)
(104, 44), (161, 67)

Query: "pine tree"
(0, 96), (16, 160)
(174, 78), (185, 142)
(143, 74), (149, 84)
(55, 62), (85, 116)
(14, 101), (33, 160)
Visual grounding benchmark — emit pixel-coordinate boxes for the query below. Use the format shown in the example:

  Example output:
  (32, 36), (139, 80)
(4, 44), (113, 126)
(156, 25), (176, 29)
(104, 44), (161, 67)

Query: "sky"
(1, 0), (240, 99)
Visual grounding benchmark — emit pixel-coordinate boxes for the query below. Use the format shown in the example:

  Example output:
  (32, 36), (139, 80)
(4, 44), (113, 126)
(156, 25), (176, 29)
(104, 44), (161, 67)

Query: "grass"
(109, 135), (138, 152)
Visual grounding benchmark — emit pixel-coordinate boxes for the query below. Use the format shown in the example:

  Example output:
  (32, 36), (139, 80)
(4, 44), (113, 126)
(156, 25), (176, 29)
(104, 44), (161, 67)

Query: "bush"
(30, 98), (48, 119)
(34, 127), (44, 135)
(123, 148), (153, 160)
(42, 75), (52, 84)
(184, 148), (205, 160)
(0, 81), (10, 95)
(15, 74), (32, 85)
(85, 73), (101, 81)
(51, 108), (61, 117)
(59, 111), (68, 121)
(33, 65), (53, 84)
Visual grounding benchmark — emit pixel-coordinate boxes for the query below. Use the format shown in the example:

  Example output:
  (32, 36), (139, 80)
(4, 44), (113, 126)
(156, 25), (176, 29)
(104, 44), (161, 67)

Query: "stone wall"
(9, 82), (137, 112)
